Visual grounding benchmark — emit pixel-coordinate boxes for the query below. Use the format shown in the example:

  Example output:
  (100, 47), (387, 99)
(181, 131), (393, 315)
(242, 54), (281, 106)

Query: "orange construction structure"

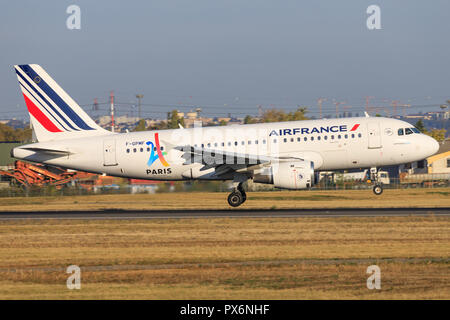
(0, 160), (97, 189)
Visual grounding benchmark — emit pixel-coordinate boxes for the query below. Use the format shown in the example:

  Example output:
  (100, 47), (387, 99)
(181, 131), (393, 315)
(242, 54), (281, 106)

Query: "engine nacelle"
(253, 161), (315, 189)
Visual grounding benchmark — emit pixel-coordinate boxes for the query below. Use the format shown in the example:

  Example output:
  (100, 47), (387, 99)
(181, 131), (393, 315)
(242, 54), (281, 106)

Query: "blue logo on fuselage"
(146, 141), (159, 166)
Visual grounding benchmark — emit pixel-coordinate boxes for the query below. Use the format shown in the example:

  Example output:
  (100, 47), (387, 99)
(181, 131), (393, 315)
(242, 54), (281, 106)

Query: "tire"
(228, 191), (243, 207)
(373, 184), (383, 195)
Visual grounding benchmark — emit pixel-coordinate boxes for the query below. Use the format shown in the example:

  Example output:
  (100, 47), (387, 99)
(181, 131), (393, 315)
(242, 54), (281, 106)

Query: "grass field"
(0, 188), (449, 211)
(0, 215), (449, 299)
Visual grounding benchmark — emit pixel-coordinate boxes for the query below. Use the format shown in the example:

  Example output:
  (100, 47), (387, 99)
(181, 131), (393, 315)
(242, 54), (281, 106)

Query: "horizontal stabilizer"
(21, 147), (72, 155)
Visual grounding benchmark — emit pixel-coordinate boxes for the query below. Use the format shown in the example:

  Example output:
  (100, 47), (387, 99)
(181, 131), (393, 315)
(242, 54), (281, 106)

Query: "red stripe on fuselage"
(22, 93), (62, 132)
(350, 124), (360, 131)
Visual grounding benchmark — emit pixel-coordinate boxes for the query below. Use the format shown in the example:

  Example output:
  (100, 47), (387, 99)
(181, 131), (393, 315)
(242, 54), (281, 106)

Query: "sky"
(1, 0), (449, 120)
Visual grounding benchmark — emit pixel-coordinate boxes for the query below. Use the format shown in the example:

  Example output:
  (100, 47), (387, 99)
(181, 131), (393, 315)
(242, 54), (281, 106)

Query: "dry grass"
(0, 188), (449, 211)
(0, 216), (448, 299)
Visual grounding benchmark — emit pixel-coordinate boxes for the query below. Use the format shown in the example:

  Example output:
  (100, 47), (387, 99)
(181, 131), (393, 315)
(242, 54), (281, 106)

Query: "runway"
(0, 207), (449, 220)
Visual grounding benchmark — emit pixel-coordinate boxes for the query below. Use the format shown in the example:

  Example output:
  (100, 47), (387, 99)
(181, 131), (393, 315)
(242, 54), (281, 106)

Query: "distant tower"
(440, 104), (448, 129)
(391, 100), (400, 117)
(195, 107), (202, 118)
(334, 101), (346, 118)
(317, 98), (326, 119)
(136, 94), (144, 119)
(110, 91), (115, 132)
(365, 96), (374, 114)
(93, 98), (99, 111)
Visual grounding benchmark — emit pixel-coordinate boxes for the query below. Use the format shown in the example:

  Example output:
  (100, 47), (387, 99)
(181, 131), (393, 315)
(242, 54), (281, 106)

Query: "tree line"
(414, 120), (447, 143)
(244, 107), (309, 124)
(133, 107), (310, 132)
(133, 110), (186, 132)
(0, 123), (32, 142)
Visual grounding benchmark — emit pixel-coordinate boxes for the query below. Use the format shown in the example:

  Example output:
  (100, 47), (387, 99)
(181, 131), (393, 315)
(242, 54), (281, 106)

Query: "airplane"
(11, 64), (440, 207)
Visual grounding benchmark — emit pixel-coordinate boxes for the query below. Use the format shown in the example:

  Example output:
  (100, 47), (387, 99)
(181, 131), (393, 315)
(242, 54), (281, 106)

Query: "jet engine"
(253, 160), (315, 189)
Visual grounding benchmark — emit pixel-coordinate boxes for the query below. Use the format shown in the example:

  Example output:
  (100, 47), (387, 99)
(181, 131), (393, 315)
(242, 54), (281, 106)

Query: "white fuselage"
(12, 117), (439, 181)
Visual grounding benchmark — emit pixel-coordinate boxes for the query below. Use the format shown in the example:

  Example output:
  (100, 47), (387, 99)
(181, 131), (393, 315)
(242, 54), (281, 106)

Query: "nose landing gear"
(373, 184), (383, 195)
(370, 167), (383, 196)
(227, 182), (247, 207)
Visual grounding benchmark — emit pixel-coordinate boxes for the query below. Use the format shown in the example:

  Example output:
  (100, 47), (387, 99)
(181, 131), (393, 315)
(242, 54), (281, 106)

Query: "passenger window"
(126, 149), (130, 153)
(273, 139), (277, 143)
(398, 128), (404, 136)
(263, 139), (266, 144)
(351, 134), (355, 138)
(140, 148), (143, 152)
(405, 128), (413, 135)
(311, 137), (314, 141)
(283, 138), (287, 143)
(255, 140), (258, 145)
(331, 135), (334, 139)
(297, 137), (301, 142)
(324, 136), (328, 140)
(317, 136), (321, 141)
(234, 141), (238, 146)
(304, 137), (307, 141)
(358, 133), (362, 138)
(338, 135), (341, 139)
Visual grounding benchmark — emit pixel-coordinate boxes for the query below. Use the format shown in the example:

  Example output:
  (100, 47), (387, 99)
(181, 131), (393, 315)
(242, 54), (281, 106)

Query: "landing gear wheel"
(373, 184), (383, 195)
(228, 191), (244, 207)
(237, 183), (246, 200)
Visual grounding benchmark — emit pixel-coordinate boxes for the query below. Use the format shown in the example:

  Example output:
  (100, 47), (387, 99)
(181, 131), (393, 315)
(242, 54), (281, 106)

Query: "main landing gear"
(228, 183), (247, 207)
(370, 167), (383, 196)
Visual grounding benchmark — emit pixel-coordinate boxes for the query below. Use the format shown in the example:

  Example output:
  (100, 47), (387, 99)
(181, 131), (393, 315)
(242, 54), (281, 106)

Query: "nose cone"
(427, 136), (440, 157)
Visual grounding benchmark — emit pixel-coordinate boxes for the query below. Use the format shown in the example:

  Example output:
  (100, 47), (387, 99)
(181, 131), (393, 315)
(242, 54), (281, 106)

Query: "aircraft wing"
(174, 145), (307, 177)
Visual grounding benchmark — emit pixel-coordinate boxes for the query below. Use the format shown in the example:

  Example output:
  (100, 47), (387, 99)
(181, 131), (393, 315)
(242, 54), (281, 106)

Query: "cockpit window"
(398, 128), (404, 136)
(405, 128), (413, 135)
(412, 128), (420, 133)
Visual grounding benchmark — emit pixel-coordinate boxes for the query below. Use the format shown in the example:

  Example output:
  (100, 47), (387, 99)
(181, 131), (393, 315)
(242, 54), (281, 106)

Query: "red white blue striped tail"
(14, 64), (108, 141)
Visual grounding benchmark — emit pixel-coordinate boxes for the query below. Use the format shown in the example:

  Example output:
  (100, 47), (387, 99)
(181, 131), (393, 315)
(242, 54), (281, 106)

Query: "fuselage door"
(103, 139), (118, 166)
(367, 122), (382, 149)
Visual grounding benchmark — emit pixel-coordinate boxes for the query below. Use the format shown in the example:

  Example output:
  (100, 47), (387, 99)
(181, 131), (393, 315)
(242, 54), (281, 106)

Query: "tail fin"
(14, 64), (108, 141)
